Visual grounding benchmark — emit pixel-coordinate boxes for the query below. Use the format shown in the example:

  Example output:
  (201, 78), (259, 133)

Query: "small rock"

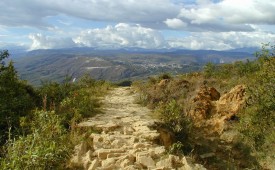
(102, 158), (116, 167)
(181, 157), (194, 170)
(111, 139), (124, 148)
(88, 158), (99, 170)
(97, 149), (109, 159)
(137, 155), (155, 168)
(97, 122), (120, 132)
(124, 126), (134, 135)
(128, 137), (139, 143)
(129, 149), (139, 155)
(152, 146), (166, 156)
(97, 164), (117, 170)
(83, 150), (93, 169)
(107, 153), (126, 158)
(133, 143), (146, 149)
(220, 130), (240, 143)
(140, 131), (160, 141)
(156, 157), (173, 168)
(132, 125), (151, 132)
(97, 148), (126, 159)
(69, 142), (91, 168)
(124, 165), (140, 170)
(120, 159), (132, 168)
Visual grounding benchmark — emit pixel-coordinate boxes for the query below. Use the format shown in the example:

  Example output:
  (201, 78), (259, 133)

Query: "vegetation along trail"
(69, 87), (206, 169)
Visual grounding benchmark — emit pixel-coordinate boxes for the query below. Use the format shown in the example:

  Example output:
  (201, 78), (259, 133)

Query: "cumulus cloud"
(28, 24), (167, 50)
(167, 31), (275, 50)
(2, 0), (275, 50)
(180, 0), (275, 25)
(74, 23), (167, 49)
(29, 25), (275, 51)
(164, 18), (187, 29)
(29, 33), (76, 50)
(165, 0), (275, 32)
(1, 0), (275, 33)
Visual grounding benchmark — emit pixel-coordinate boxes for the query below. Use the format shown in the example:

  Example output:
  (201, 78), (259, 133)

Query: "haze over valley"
(12, 47), (254, 85)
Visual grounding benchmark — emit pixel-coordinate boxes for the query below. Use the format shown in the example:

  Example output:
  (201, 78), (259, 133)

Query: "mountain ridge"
(11, 47), (255, 85)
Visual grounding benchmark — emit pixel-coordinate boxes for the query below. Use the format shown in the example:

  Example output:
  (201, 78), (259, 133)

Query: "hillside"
(134, 45), (275, 169)
(1, 45), (274, 169)
(12, 48), (254, 85)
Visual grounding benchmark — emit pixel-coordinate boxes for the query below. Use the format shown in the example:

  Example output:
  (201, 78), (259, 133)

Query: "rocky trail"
(69, 87), (206, 170)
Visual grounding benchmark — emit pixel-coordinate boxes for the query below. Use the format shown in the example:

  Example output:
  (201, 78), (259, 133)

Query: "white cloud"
(28, 24), (167, 50)
(29, 33), (76, 50)
(164, 18), (187, 29)
(2, 0), (275, 50)
(29, 26), (275, 51)
(0, 0), (180, 29)
(74, 23), (167, 49)
(168, 31), (275, 50)
(175, 0), (275, 32)
(0, 0), (274, 33)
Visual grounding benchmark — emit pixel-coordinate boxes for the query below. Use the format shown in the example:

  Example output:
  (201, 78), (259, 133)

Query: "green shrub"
(38, 79), (77, 110)
(59, 88), (101, 128)
(158, 73), (172, 80)
(116, 80), (132, 87)
(0, 111), (71, 170)
(0, 50), (112, 169)
(203, 62), (216, 78)
(156, 100), (192, 137)
(238, 44), (275, 156)
(169, 141), (184, 155)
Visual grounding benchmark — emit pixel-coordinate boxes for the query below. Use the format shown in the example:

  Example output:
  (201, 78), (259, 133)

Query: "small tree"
(0, 50), (9, 72)
(0, 50), (37, 145)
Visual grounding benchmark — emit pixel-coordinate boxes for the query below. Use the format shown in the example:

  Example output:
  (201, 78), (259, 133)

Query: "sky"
(0, 0), (275, 51)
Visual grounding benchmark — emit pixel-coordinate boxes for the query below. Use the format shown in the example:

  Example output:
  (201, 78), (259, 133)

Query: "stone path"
(69, 87), (205, 170)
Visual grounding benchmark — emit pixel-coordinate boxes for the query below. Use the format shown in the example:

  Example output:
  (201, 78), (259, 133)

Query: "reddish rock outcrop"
(190, 85), (246, 134)
(216, 85), (246, 116)
(191, 85), (221, 120)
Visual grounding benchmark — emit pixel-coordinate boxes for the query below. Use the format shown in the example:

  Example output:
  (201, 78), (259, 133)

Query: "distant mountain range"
(9, 47), (256, 85)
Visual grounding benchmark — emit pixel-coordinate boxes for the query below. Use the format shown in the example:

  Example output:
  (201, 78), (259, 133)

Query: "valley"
(12, 48), (254, 85)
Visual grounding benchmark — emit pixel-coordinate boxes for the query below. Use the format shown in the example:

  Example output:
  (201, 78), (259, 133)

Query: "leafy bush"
(38, 79), (77, 110)
(0, 76), (111, 169)
(238, 44), (275, 155)
(158, 72), (172, 80)
(169, 141), (184, 155)
(37, 75), (111, 129)
(116, 80), (132, 87)
(155, 100), (192, 139)
(0, 50), (112, 169)
(203, 62), (216, 78)
(59, 88), (101, 128)
(0, 50), (38, 145)
(0, 111), (71, 170)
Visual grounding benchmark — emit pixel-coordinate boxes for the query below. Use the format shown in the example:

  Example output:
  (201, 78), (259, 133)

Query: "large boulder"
(216, 84), (246, 117)
(191, 85), (220, 120)
(190, 85), (246, 134)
